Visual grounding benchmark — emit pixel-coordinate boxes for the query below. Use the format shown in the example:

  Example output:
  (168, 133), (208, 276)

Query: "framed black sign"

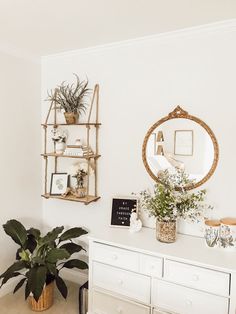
(110, 197), (138, 227)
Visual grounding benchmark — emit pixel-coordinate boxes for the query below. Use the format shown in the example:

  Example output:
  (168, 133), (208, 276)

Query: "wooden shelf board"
(41, 123), (101, 127)
(42, 193), (100, 204)
(41, 153), (101, 159)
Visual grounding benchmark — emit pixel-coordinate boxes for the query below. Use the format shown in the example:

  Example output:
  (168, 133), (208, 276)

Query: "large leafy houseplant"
(0, 220), (88, 302)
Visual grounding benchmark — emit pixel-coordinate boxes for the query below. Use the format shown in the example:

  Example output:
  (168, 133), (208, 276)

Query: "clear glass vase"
(156, 220), (177, 243)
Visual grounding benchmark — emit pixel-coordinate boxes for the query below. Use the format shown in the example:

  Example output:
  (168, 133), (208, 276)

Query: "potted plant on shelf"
(47, 74), (91, 124)
(69, 162), (91, 198)
(139, 169), (212, 243)
(0, 220), (88, 311)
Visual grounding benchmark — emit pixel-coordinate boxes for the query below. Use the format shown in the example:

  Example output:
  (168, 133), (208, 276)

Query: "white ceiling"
(0, 0), (236, 57)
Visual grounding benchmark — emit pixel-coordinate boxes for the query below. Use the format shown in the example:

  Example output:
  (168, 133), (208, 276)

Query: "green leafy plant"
(0, 220), (88, 301)
(47, 74), (91, 115)
(138, 169), (212, 222)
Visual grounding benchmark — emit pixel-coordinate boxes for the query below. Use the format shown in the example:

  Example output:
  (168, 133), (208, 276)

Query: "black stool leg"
(79, 281), (89, 314)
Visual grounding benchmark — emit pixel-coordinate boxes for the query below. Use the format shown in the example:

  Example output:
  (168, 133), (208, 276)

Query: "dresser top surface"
(89, 227), (236, 273)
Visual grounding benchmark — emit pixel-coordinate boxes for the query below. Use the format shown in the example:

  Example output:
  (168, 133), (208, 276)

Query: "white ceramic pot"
(55, 142), (66, 154)
(204, 220), (220, 248)
(219, 218), (236, 250)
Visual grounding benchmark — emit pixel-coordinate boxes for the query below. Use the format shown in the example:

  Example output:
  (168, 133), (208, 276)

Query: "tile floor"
(0, 281), (79, 314)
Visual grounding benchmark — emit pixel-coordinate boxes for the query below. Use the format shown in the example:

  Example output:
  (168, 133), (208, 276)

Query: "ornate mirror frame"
(142, 106), (219, 190)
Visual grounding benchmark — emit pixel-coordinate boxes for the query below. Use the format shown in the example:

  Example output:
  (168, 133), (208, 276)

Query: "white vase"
(55, 142), (66, 154)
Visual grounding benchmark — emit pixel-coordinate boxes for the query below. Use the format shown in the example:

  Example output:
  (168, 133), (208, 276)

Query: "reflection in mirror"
(143, 106), (219, 190)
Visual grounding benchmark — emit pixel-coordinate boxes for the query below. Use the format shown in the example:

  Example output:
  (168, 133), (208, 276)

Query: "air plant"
(47, 74), (91, 115)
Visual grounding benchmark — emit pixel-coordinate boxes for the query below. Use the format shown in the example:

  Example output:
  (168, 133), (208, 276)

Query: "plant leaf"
(27, 266), (47, 302)
(45, 248), (70, 264)
(59, 243), (85, 255)
(13, 278), (26, 294)
(25, 281), (30, 300)
(55, 276), (68, 299)
(62, 259), (88, 270)
(1, 272), (21, 287)
(3, 220), (27, 248)
(59, 227), (88, 242)
(0, 261), (26, 279)
(40, 226), (64, 245)
(46, 263), (57, 276)
(27, 228), (41, 240)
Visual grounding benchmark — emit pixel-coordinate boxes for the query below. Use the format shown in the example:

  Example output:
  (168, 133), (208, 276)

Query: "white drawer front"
(140, 254), (162, 278)
(92, 290), (150, 314)
(164, 260), (230, 296)
(153, 309), (178, 314)
(93, 262), (150, 304)
(152, 280), (229, 314)
(92, 242), (139, 272)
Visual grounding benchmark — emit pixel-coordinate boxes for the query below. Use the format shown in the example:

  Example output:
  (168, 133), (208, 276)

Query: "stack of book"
(64, 145), (94, 157)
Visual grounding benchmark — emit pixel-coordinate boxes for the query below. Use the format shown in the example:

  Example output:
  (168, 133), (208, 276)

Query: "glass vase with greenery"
(139, 169), (212, 242)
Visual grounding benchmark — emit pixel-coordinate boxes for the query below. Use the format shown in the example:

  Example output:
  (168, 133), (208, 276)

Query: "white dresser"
(88, 227), (236, 314)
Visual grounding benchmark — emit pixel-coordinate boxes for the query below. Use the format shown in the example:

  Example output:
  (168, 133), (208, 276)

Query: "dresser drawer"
(140, 254), (162, 278)
(93, 262), (150, 304)
(153, 309), (178, 314)
(152, 280), (229, 314)
(92, 290), (150, 314)
(92, 242), (139, 272)
(164, 260), (230, 296)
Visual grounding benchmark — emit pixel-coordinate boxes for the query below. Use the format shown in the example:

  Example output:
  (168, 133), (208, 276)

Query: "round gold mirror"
(142, 106), (219, 190)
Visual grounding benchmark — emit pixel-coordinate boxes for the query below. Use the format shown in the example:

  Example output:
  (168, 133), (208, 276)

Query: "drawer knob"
(192, 274), (199, 281)
(117, 279), (123, 285)
(185, 299), (192, 307)
(116, 306), (123, 313)
(112, 254), (118, 260)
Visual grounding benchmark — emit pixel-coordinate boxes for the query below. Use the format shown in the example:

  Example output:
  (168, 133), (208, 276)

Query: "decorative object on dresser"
(110, 197), (138, 227)
(129, 209), (142, 233)
(0, 219), (88, 312)
(41, 83), (100, 205)
(88, 227), (235, 314)
(219, 218), (236, 250)
(46, 74), (91, 124)
(204, 219), (221, 248)
(138, 169), (212, 243)
(142, 105), (219, 190)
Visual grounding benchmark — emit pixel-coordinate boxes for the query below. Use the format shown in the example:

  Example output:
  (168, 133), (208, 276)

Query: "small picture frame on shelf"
(50, 173), (69, 195)
(110, 197), (138, 227)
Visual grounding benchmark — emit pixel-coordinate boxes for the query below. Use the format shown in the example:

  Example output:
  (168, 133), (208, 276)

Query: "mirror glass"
(143, 107), (219, 190)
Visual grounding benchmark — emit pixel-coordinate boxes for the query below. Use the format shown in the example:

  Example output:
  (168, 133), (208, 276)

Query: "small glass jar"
(156, 220), (176, 243)
(204, 219), (220, 248)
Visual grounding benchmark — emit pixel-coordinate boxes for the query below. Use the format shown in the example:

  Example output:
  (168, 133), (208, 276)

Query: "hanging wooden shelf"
(42, 194), (100, 205)
(41, 153), (101, 159)
(41, 123), (101, 127)
(41, 84), (100, 204)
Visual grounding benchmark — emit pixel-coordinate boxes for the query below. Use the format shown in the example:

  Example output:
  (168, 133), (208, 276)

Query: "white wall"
(0, 51), (42, 289)
(41, 22), (236, 237)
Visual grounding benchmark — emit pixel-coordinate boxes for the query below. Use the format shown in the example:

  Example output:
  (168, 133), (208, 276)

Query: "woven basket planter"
(64, 112), (78, 124)
(29, 281), (54, 312)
